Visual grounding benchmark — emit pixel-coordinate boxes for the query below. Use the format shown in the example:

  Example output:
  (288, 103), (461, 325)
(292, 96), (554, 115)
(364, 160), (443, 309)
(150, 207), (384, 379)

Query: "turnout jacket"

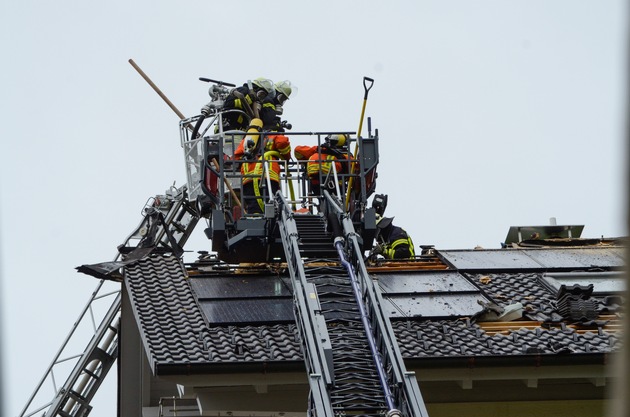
(294, 145), (348, 179)
(379, 224), (415, 259)
(234, 134), (292, 184)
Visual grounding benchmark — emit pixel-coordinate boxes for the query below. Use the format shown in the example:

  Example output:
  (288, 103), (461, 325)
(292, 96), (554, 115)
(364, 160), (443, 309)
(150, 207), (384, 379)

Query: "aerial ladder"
(19, 186), (199, 417)
(20, 73), (429, 417)
(186, 75), (428, 416)
(277, 189), (428, 417)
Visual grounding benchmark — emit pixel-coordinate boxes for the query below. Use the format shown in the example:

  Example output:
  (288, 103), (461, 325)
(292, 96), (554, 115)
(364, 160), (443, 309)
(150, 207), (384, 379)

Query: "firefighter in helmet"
(369, 195), (415, 259)
(294, 134), (349, 196)
(234, 118), (292, 214)
(220, 77), (275, 132)
(256, 80), (294, 131)
(372, 215), (415, 259)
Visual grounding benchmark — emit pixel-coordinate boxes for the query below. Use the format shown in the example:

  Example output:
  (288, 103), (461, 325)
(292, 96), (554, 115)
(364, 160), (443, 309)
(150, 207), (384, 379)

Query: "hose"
(191, 113), (206, 140)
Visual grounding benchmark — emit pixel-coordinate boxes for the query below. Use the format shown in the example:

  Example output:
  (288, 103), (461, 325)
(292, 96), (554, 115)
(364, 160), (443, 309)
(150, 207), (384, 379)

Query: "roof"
(123, 242), (624, 376)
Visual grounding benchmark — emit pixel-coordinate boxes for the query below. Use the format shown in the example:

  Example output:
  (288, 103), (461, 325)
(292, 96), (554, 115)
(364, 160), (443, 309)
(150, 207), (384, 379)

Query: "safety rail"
(180, 110), (376, 219)
(158, 396), (199, 417)
(179, 111), (249, 201)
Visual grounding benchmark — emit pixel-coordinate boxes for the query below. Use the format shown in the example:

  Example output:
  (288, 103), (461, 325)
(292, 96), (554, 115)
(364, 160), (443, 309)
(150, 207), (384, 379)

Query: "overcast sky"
(1, 1), (627, 416)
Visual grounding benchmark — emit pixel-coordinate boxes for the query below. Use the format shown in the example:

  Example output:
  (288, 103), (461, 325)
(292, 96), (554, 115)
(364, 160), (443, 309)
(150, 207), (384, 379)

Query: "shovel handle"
(363, 77), (374, 99)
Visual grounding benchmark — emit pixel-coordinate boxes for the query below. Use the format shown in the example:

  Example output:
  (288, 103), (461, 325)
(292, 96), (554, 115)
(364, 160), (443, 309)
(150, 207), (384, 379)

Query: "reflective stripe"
(277, 144), (291, 157)
(252, 178), (265, 212)
(233, 99), (244, 125)
(384, 237), (415, 259)
(240, 151), (282, 184)
(307, 155), (337, 176)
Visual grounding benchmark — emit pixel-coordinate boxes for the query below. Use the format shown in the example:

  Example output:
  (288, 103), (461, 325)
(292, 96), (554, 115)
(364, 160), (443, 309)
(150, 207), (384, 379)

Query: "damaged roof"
(123, 243), (624, 376)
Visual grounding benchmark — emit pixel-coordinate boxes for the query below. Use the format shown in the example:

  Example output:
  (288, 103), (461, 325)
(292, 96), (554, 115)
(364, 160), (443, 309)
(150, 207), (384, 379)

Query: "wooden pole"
(128, 58), (187, 119)
(128, 58), (241, 208)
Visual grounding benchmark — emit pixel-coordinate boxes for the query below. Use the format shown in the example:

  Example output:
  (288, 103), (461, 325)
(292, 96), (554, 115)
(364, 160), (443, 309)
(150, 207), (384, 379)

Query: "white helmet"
(274, 80), (294, 99)
(252, 77), (274, 94)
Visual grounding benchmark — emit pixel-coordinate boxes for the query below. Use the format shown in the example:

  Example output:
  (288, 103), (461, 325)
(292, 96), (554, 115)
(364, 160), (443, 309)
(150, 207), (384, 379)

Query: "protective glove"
(370, 244), (384, 256)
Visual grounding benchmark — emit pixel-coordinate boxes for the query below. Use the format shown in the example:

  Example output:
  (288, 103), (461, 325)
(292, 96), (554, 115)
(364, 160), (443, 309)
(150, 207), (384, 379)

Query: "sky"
(1, 1), (627, 416)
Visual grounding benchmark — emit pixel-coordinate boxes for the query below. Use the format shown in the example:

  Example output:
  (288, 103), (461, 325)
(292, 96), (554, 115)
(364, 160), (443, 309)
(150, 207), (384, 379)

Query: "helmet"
(252, 77), (274, 94)
(325, 134), (348, 147)
(371, 194), (388, 216)
(274, 80), (293, 99)
(376, 215), (394, 229)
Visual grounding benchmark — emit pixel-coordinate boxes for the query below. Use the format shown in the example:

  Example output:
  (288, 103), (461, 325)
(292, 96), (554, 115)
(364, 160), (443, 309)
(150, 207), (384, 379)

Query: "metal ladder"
(277, 192), (429, 417)
(19, 186), (199, 417)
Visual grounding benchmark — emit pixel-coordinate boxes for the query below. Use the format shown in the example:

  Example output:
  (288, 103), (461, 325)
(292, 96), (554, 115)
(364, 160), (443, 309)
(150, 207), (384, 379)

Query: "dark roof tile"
(125, 252), (622, 373)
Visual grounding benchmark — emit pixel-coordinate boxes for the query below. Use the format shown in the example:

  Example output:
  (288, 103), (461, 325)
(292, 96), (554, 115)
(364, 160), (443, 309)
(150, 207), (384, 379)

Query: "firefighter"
(234, 118), (292, 214)
(294, 134), (348, 196)
(371, 215), (415, 260)
(259, 80), (294, 131)
(220, 78), (275, 132)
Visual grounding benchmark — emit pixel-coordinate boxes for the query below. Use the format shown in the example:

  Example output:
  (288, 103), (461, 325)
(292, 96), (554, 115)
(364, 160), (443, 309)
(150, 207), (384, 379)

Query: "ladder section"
(293, 214), (338, 259)
(44, 295), (121, 417)
(19, 281), (121, 417)
(331, 192), (430, 417)
(303, 262), (388, 416)
(20, 186), (200, 417)
(277, 192), (429, 417)
(293, 214), (388, 414)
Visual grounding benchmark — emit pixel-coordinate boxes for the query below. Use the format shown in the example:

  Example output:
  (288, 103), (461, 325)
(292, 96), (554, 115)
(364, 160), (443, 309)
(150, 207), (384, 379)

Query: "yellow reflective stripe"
(253, 179), (265, 212)
(262, 102), (275, 110)
(307, 155), (335, 175)
(388, 237), (415, 257)
(265, 169), (281, 182)
(241, 162), (257, 184)
(251, 161), (281, 182)
(234, 99), (243, 109)
(277, 144), (291, 156)
(307, 164), (321, 176)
